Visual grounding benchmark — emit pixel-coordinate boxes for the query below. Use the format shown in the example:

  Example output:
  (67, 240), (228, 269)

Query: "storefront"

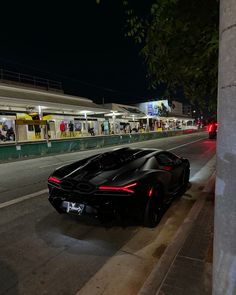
(0, 83), (111, 142)
(103, 103), (147, 134)
(159, 116), (196, 130)
(42, 114), (104, 138)
(0, 113), (16, 142)
(0, 83), (197, 143)
(137, 100), (195, 131)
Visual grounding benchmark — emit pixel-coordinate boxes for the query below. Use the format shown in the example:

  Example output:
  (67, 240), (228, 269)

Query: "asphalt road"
(0, 132), (216, 295)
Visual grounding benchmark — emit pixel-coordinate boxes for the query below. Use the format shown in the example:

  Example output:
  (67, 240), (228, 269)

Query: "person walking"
(68, 121), (74, 137)
(6, 127), (15, 141)
(60, 121), (66, 137)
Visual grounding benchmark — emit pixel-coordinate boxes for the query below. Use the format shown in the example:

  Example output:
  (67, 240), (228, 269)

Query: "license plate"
(65, 202), (85, 215)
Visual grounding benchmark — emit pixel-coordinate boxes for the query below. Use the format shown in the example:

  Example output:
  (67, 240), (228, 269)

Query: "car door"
(155, 152), (184, 192)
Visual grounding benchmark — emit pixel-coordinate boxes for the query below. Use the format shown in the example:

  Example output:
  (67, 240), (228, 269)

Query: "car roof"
(88, 147), (162, 172)
(112, 147), (162, 153)
(111, 147), (163, 158)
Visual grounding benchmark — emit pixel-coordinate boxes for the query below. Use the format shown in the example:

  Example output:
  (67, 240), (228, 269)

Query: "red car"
(208, 122), (217, 139)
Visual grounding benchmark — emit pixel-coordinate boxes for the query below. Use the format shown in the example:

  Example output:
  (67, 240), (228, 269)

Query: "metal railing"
(0, 69), (63, 92)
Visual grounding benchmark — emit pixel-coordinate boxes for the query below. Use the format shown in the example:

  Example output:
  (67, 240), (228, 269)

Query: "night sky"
(0, 1), (161, 104)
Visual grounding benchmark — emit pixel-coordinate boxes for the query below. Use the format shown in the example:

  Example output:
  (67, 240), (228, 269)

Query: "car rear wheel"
(143, 187), (163, 228)
(183, 167), (190, 186)
(209, 133), (216, 139)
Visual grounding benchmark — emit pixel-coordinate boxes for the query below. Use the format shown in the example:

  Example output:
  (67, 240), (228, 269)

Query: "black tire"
(184, 167), (190, 185)
(143, 188), (163, 228)
(209, 133), (216, 139)
(180, 167), (190, 193)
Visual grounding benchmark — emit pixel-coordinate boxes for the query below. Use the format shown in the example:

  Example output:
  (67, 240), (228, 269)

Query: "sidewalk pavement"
(138, 172), (215, 295)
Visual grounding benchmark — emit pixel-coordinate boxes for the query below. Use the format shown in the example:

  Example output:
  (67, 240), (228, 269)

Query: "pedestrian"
(101, 123), (104, 135)
(68, 121), (74, 137)
(35, 125), (41, 139)
(6, 127), (15, 141)
(0, 130), (6, 141)
(60, 121), (66, 137)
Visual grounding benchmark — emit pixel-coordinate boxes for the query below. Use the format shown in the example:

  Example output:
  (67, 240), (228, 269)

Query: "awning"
(104, 103), (146, 118)
(0, 84), (110, 114)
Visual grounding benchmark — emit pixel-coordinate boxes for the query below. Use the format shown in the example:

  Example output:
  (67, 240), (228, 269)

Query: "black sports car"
(48, 147), (190, 227)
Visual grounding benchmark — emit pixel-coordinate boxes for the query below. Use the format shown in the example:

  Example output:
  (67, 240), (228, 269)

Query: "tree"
(158, 103), (169, 116)
(96, 0), (219, 111)
(125, 0), (219, 111)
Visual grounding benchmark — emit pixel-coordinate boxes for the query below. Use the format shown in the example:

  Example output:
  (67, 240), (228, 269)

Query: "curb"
(138, 170), (216, 295)
(203, 171), (216, 193)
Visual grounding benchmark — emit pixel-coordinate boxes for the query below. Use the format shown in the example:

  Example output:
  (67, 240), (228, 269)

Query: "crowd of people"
(0, 127), (15, 142)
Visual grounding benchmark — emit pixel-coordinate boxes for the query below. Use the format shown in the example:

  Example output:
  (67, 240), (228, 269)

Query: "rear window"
(156, 152), (176, 165)
(97, 149), (151, 171)
(68, 149), (154, 174)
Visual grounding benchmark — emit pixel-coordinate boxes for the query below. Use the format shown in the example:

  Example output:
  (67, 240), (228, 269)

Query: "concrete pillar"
(38, 105), (42, 119)
(38, 105), (46, 140)
(84, 112), (88, 134)
(146, 116), (149, 132)
(213, 1), (236, 294)
(112, 114), (116, 134)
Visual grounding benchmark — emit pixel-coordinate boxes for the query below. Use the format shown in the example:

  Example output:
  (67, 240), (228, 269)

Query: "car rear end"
(48, 174), (145, 219)
(47, 148), (161, 220)
(208, 122), (217, 139)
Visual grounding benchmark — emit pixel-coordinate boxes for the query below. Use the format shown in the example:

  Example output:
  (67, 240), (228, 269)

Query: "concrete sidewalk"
(138, 173), (215, 295)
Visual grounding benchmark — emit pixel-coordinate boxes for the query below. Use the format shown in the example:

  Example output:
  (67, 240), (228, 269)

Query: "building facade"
(0, 73), (197, 144)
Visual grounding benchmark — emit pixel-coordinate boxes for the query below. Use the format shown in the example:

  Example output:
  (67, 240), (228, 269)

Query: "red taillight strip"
(48, 176), (61, 183)
(148, 187), (153, 197)
(163, 165), (173, 171)
(99, 182), (137, 193)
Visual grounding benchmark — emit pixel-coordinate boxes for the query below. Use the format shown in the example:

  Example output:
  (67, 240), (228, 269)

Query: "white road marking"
(0, 136), (207, 210)
(0, 189), (48, 209)
(39, 159), (74, 169)
(167, 137), (205, 151)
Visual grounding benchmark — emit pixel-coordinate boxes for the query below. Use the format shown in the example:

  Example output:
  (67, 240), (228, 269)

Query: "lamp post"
(84, 112), (88, 135)
(146, 116), (150, 132)
(112, 112), (116, 134)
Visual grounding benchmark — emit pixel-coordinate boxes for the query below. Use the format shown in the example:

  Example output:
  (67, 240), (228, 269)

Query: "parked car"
(208, 122), (217, 139)
(48, 147), (190, 227)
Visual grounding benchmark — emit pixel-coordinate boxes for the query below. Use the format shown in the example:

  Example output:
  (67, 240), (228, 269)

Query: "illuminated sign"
(138, 100), (171, 116)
